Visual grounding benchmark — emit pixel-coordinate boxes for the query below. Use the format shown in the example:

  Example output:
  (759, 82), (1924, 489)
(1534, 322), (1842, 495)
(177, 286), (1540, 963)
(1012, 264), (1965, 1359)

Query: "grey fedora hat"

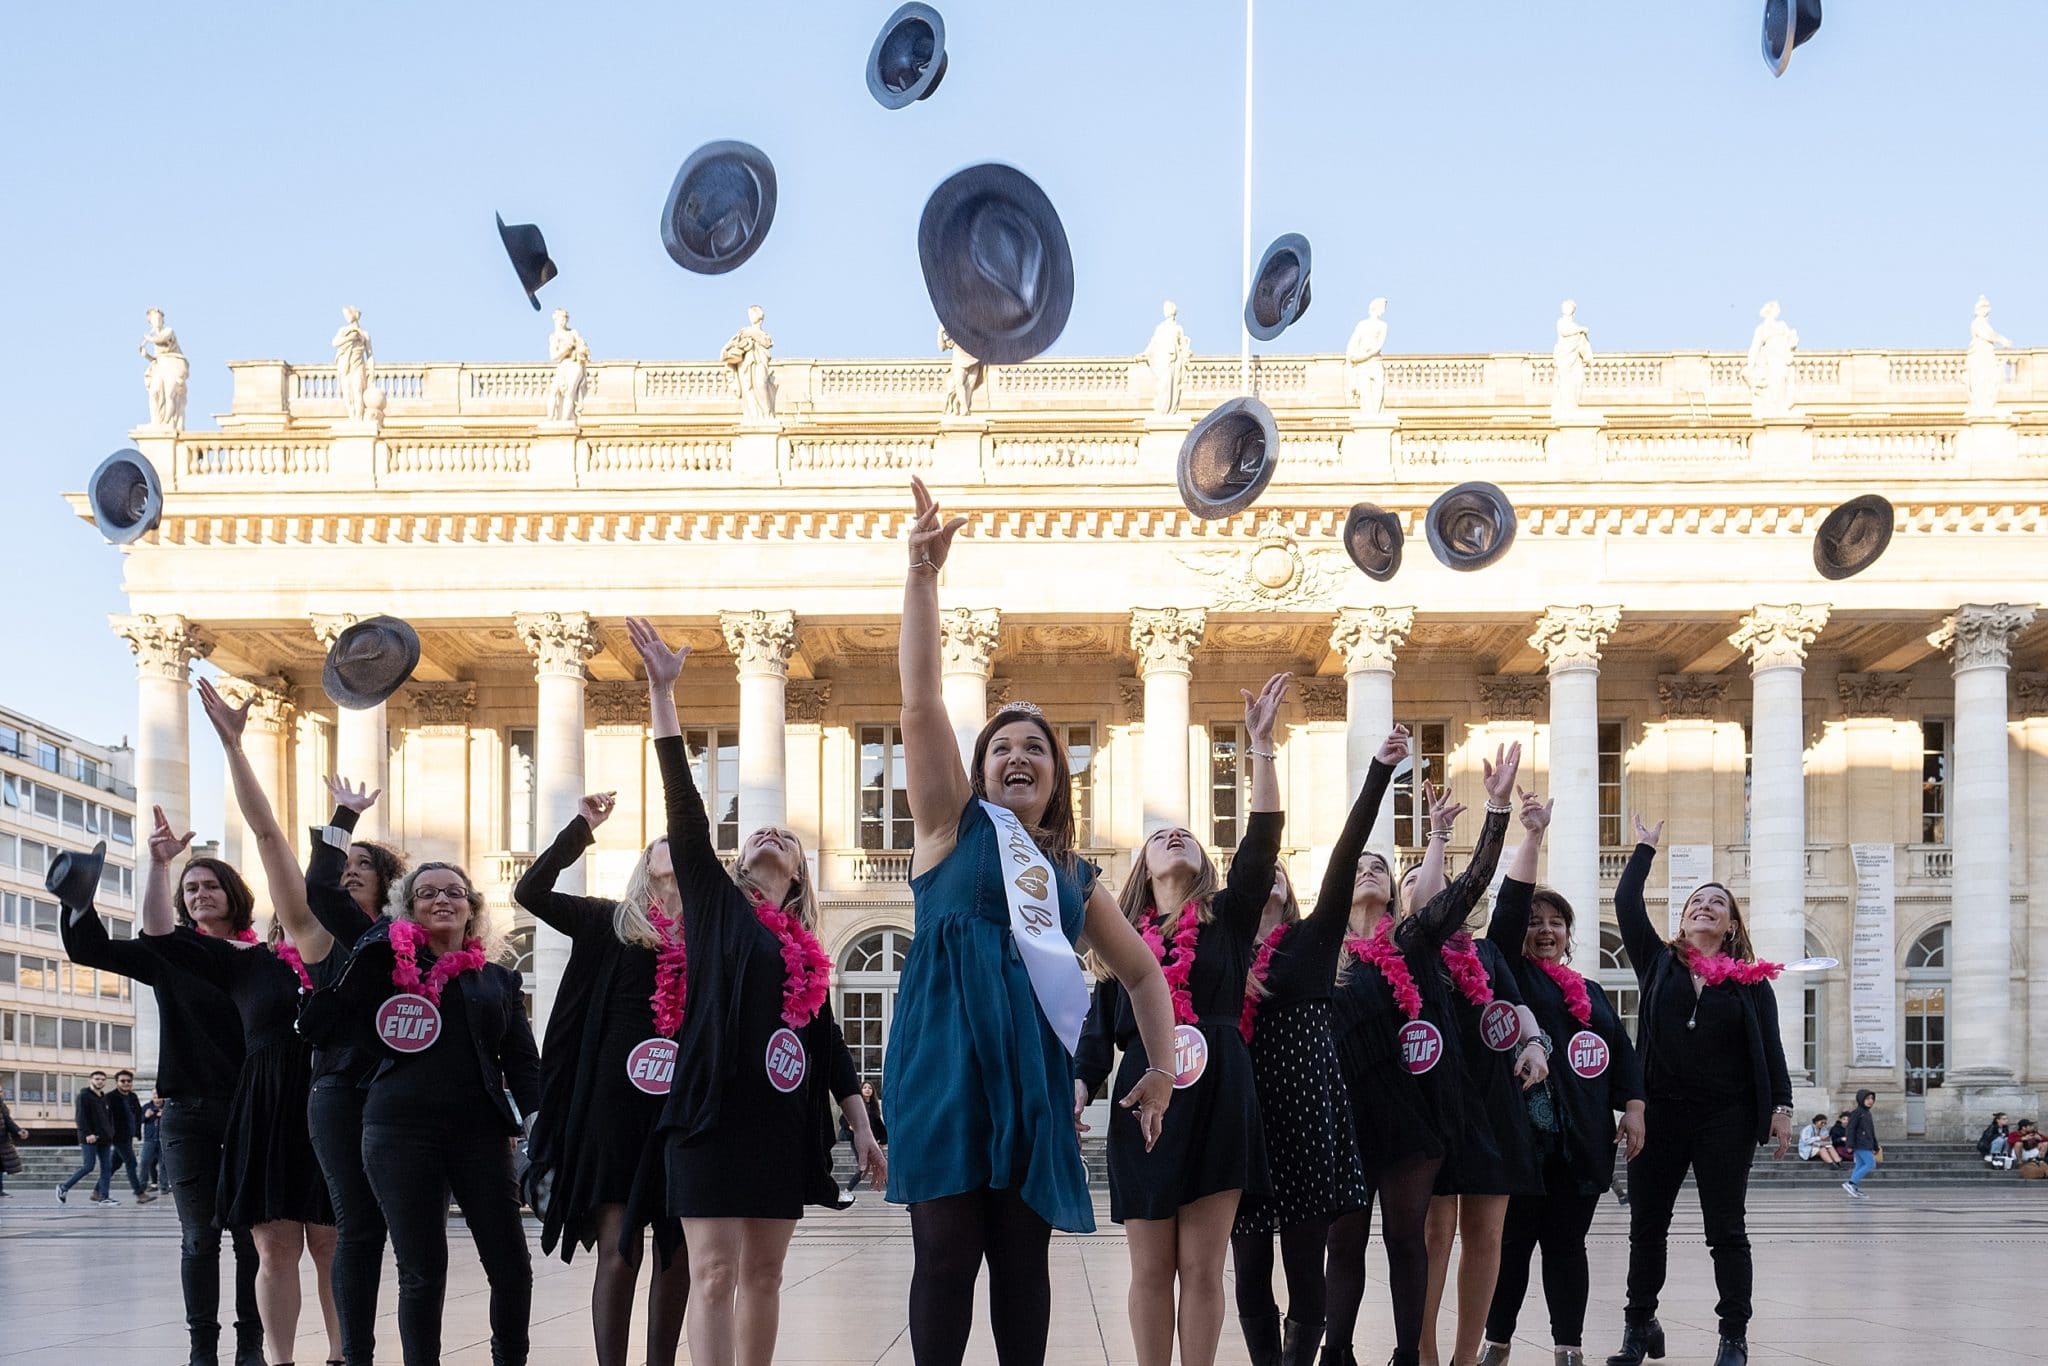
(918, 163), (1074, 366)
(1425, 482), (1517, 571)
(45, 839), (106, 912)
(322, 615), (423, 710)
(1343, 503), (1404, 582)
(1814, 494), (1893, 580)
(661, 141), (778, 275)
(1762, 0), (1822, 77)
(1177, 397), (1279, 520)
(496, 213), (559, 310)
(868, 3), (948, 108)
(89, 449), (163, 545)
(1244, 233), (1312, 342)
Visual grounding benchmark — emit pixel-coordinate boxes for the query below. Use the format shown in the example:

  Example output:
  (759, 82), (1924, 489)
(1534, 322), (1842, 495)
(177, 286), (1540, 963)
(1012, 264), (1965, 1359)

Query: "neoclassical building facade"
(77, 333), (2048, 1138)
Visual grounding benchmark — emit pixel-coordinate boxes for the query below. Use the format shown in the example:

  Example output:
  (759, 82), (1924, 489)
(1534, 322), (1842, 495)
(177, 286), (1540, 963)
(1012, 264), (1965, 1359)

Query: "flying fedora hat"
(321, 615), (423, 710)
(918, 163), (1074, 366)
(45, 840), (106, 913)
(1425, 482), (1517, 571)
(1762, 0), (1822, 77)
(88, 449), (163, 545)
(1814, 493), (1893, 580)
(495, 213), (559, 310)
(661, 141), (779, 276)
(1177, 397), (1279, 520)
(1244, 233), (1312, 342)
(867, 3), (948, 108)
(1343, 503), (1404, 581)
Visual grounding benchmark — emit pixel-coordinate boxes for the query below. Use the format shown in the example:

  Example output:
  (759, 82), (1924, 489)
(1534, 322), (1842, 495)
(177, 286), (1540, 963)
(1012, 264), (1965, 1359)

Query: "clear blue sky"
(1, 2), (2038, 839)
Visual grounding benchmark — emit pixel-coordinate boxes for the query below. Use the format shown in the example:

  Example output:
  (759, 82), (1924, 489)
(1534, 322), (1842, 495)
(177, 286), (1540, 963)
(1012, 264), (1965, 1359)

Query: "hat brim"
(322, 615), (423, 710)
(661, 141), (779, 276)
(866, 3), (948, 109)
(496, 213), (558, 310)
(1813, 494), (1893, 580)
(45, 839), (108, 909)
(1343, 503), (1404, 581)
(89, 449), (163, 546)
(1425, 482), (1517, 571)
(1177, 397), (1280, 520)
(1244, 233), (1313, 342)
(918, 163), (1074, 366)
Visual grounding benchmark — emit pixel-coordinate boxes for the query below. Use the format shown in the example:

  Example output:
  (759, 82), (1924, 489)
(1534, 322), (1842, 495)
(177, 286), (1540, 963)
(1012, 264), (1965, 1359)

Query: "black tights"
(1324, 1155), (1442, 1356)
(1231, 1218), (1333, 1326)
(588, 1204), (691, 1366)
(1485, 1188), (1602, 1347)
(908, 1187), (1053, 1365)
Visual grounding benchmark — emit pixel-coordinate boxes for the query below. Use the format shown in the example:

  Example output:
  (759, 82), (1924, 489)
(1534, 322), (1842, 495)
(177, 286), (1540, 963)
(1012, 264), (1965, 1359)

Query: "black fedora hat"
(1425, 482), (1517, 571)
(1814, 494), (1893, 580)
(918, 163), (1074, 366)
(1244, 233), (1312, 342)
(661, 141), (778, 276)
(495, 213), (559, 310)
(1762, 0), (1822, 76)
(867, 3), (948, 108)
(1343, 503), (1404, 581)
(322, 616), (423, 710)
(89, 449), (163, 545)
(45, 840), (106, 912)
(1177, 397), (1279, 520)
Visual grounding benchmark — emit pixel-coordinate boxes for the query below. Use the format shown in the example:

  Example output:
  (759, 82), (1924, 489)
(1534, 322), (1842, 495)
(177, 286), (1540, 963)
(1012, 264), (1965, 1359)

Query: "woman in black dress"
(1603, 818), (1792, 1366)
(1225, 731), (1404, 1366)
(1073, 672), (1288, 1366)
(200, 677), (405, 1366)
(299, 860), (541, 1366)
(630, 618), (884, 1366)
(1325, 740), (1521, 1366)
(138, 805), (339, 1366)
(515, 793), (690, 1366)
(1478, 790), (1645, 1366)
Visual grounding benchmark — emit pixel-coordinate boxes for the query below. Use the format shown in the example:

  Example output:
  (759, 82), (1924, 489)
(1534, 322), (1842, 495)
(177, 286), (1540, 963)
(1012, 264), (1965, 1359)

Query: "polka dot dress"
(1235, 998), (1370, 1236)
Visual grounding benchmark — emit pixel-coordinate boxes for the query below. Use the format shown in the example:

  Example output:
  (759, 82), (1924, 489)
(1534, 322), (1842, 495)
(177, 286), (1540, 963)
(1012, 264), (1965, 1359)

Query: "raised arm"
(1214, 673), (1289, 932)
(1615, 815), (1666, 984)
(198, 678), (332, 961)
(900, 479), (973, 865)
(514, 799), (619, 939)
(1405, 780), (1462, 908)
(140, 805), (194, 939)
(1307, 726), (1406, 932)
(1486, 787), (1553, 952)
(137, 920), (239, 991)
(1400, 742), (1518, 954)
(306, 780), (380, 950)
(1080, 881), (1175, 1150)
(630, 621), (733, 930)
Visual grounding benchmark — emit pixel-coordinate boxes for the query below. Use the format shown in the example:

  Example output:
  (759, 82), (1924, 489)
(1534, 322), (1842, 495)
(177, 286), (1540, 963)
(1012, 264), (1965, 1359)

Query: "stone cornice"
(1529, 605), (1622, 672)
(1930, 603), (2039, 671)
(1129, 608), (1206, 676)
(111, 613), (211, 681)
(1731, 604), (1831, 671)
(1658, 673), (1731, 721)
(1835, 673), (1912, 719)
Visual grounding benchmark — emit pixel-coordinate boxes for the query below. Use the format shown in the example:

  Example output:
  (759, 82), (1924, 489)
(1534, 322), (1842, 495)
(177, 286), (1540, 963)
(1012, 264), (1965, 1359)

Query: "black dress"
(515, 816), (681, 1265)
(1433, 933), (1543, 1197)
(1231, 761), (1395, 1237)
(1075, 809), (1281, 1223)
(142, 929), (333, 1227)
(652, 735), (862, 1221)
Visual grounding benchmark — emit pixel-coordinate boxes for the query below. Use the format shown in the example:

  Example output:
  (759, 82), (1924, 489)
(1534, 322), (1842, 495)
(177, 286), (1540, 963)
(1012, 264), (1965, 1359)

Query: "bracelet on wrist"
(1773, 1104), (1795, 1117)
(1426, 829), (1451, 842)
(1485, 799), (1512, 814)
(1141, 1066), (1174, 1086)
(1248, 748), (1276, 762)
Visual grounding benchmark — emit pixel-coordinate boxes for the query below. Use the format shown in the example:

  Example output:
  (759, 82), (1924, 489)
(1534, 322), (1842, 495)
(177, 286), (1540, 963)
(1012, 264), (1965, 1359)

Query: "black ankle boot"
(1386, 1350), (1421, 1366)
(1711, 1337), (1748, 1366)
(233, 1329), (266, 1366)
(1604, 1316), (1665, 1366)
(1282, 1317), (1324, 1366)
(1241, 1310), (1282, 1366)
(188, 1327), (220, 1366)
(1316, 1344), (1357, 1366)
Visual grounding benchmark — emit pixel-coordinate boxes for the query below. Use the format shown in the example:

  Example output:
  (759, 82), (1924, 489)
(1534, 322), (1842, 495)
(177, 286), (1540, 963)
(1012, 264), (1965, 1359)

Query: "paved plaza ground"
(2, 1185), (2041, 1364)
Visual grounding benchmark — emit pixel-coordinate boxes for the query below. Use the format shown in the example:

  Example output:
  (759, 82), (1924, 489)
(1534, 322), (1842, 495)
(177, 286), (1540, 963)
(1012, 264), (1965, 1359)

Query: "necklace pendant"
(1687, 1012), (1698, 1031)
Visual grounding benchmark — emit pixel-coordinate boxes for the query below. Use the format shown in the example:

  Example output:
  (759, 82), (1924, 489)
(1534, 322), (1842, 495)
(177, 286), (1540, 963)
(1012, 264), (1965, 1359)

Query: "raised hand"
(147, 805), (195, 869)
(1423, 782), (1466, 839)
(1375, 724), (1412, 768)
(1119, 1068), (1172, 1151)
(1240, 672), (1291, 749)
(908, 477), (967, 574)
(1480, 741), (1523, 805)
(1516, 787), (1555, 835)
(325, 776), (381, 814)
(194, 678), (250, 748)
(578, 792), (617, 829)
(626, 617), (691, 690)
(1632, 814), (1666, 848)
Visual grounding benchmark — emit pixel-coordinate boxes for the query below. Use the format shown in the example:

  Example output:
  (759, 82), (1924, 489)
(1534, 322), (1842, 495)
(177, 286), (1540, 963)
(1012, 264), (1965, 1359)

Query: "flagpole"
(1240, 0), (1254, 395)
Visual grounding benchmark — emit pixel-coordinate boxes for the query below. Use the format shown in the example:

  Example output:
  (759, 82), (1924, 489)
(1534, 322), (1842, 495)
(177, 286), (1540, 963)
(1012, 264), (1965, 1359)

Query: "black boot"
(188, 1326), (220, 1366)
(1386, 1350), (1421, 1366)
(1316, 1345), (1357, 1366)
(1604, 1316), (1666, 1366)
(1711, 1338), (1748, 1366)
(233, 1328), (265, 1366)
(1283, 1318), (1324, 1366)
(1241, 1310), (1282, 1366)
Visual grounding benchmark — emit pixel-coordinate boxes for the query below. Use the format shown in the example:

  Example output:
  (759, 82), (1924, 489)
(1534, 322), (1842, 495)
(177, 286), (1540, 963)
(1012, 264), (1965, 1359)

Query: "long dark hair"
(968, 706), (1077, 868)
(352, 840), (406, 911)
(174, 858), (256, 936)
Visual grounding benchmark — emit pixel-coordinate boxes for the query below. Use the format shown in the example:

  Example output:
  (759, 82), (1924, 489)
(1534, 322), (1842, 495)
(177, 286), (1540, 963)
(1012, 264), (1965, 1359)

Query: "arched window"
(1903, 923), (1949, 1135)
(508, 922), (535, 1021)
(837, 927), (913, 1087)
(1597, 927), (1637, 1039)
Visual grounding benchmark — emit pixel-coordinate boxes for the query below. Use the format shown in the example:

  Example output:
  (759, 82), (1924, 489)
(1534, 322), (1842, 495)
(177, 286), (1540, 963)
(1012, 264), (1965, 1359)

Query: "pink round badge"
(1567, 1029), (1611, 1079)
(764, 1027), (807, 1094)
(625, 1037), (679, 1096)
(1398, 1019), (1444, 1075)
(375, 993), (441, 1054)
(1169, 1024), (1209, 1090)
(1480, 999), (1523, 1053)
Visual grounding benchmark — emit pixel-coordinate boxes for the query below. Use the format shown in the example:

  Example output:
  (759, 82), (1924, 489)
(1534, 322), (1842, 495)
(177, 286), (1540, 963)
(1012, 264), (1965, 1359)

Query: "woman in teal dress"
(885, 477), (1179, 1365)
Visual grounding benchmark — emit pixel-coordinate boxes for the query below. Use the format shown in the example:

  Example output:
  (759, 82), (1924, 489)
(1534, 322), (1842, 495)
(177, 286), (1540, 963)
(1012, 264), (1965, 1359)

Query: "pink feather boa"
(1531, 953), (1592, 1025)
(1343, 919), (1423, 1021)
(1239, 921), (1291, 1042)
(751, 899), (831, 1029)
(1441, 931), (1494, 1008)
(1685, 946), (1783, 986)
(645, 900), (690, 1036)
(272, 940), (313, 993)
(1139, 902), (1203, 1026)
(387, 917), (487, 1006)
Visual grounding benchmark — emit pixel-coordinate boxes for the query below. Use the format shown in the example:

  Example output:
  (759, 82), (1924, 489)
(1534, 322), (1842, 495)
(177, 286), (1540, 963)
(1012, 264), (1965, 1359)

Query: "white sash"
(980, 799), (1088, 1054)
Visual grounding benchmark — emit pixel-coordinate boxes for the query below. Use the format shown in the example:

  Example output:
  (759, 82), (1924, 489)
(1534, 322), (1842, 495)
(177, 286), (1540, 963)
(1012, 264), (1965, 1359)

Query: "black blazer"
(73, 1087), (114, 1145)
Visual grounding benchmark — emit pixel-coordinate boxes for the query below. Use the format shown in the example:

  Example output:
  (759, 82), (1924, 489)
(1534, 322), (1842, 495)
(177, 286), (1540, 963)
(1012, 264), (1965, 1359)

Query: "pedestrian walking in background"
(58, 1070), (117, 1205)
(1842, 1090), (1880, 1197)
(139, 1091), (164, 1190)
(0, 1084), (25, 1196)
(108, 1069), (156, 1202)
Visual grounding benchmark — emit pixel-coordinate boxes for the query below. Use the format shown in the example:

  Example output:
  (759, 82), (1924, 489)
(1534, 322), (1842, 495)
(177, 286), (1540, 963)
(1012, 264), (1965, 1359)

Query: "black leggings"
(1622, 1097), (1757, 1339)
(1231, 1218), (1333, 1325)
(1484, 1185), (1603, 1346)
(908, 1187), (1053, 1365)
(364, 1121), (533, 1366)
(1324, 1155), (1441, 1355)
(160, 1099), (263, 1357)
(310, 1081), (389, 1366)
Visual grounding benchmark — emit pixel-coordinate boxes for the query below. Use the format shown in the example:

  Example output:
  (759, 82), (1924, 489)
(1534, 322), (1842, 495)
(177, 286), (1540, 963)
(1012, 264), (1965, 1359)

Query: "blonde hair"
(614, 838), (670, 950)
(733, 827), (820, 930)
(386, 862), (509, 964)
(1116, 829), (1221, 937)
(1245, 861), (1300, 1001)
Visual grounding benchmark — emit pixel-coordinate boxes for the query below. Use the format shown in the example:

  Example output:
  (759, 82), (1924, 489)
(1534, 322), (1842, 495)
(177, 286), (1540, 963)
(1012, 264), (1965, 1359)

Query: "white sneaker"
(95, 1197), (121, 1206)
(1840, 1182), (1865, 1198)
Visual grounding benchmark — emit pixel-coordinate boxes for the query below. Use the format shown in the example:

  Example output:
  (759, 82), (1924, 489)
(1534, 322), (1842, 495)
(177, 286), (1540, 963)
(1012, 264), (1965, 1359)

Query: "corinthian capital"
(1478, 675), (1548, 722)
(1731, 604), (1830, 671)
(1129, 607), (1206, 676)
(720, 609), (799, 677)
(1529, 605), (1621, 673)
(939, 607), (1002, 677)
(1930, 603), (2038, 673)
(515, 611), (599, 678)
(309, 613), (364, 648)
(405, 682), (477, 730)
(111, 614), (211, 682)
(1330, 606), (1414, 673)
(215, 675), (296, 732)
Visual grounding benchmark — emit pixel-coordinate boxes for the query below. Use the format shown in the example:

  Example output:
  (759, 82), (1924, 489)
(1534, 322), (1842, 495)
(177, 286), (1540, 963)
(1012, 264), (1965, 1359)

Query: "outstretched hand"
(1517, 787), (1555, 835)
(908, 477), (967, 575)
(1240, 672), (1290, 748)
(325, 776), (381, 814)
(578, 792), (617, 830)
(194, 678), (250, 748)
(1632, 814), (1666, 848)
(1480, 741), (1523, 804)
(626, 617), (691, 690)
(1375, 724), (1412, 768)
(147, 805), (195, 869)
(1423, 782), (1465, 838)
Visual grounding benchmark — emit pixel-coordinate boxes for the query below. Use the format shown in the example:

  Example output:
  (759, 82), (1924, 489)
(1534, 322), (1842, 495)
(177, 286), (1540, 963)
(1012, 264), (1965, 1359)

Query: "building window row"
(1, 891), (65, 935)
(0, 950), (130, 1000)
(0, 836), (137, 903)
(1, 1011), (134, 1054)
(0, 723), (124, 795)
(0, 776), (134, 845)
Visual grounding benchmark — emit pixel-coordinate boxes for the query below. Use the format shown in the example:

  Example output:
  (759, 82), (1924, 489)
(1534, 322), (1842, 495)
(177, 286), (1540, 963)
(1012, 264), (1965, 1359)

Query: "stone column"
(1130, 608), (1206, 834)
(2015, 674), (2048, 1095)
(312, 613), (391, 841)
(515, 611), (599, 1033)
(214, 676), (295, 920)
(720, 610), (799, 838)
(1930, 605), (2038, 1098)
(1731, 604), (1830, 1080)
(110, 613), (210, 1088)
(1531, 606), (1621, 968)
(1331, 606), (1414, 852)
(939, 608), (1001, 768)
